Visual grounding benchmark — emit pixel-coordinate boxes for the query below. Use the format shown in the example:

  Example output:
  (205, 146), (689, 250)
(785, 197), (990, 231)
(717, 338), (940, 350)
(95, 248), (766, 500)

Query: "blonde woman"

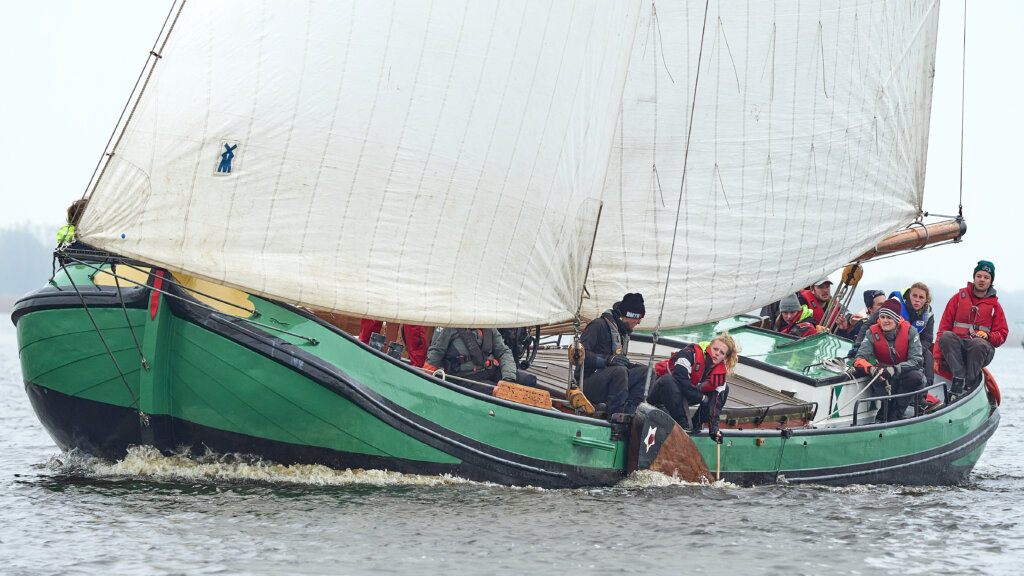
(649, 333), (739, 443)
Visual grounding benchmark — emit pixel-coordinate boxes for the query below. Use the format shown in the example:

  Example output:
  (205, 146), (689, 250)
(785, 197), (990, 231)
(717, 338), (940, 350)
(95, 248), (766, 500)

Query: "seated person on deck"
(853, 298), (926, 422)
(358, 319), (428, 368)
(422, 327), (538, 393)
(577, 293), (649, 418)
(772, 294), (818, 338)
(799, 277), (852, 334)
(934, 260), (1008, 399)
(647, 333), (738, 443)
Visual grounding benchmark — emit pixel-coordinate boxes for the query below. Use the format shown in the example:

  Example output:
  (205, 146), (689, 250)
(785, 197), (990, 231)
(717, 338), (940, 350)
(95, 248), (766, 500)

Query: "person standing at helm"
(577, 293), (649, 418)
(934, 260), (1008, 398)
(649, 334), (739, 443)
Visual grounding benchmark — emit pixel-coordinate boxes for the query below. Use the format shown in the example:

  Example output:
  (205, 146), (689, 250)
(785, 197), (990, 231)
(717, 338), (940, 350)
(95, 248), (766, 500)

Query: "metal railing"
(852, 382), (946, 426)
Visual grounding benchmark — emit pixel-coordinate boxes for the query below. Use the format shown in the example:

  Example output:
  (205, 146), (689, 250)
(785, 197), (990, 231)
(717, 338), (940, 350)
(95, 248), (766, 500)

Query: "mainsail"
(79, 0), (641, 327)
(584, 1), (940, 327)
(78, 1), (942, 330)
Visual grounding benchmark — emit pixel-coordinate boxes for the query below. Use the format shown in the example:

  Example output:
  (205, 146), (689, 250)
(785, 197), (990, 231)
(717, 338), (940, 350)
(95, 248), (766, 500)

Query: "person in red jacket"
(358, 319), (428, 367)
(648, 333), (739, 443)
(934, 260), (1008, 397)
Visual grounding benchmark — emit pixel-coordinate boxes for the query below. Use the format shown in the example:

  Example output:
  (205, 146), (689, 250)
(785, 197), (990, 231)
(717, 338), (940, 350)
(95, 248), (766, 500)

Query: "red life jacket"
(869, 321), (911, 366)
(798, 288), (824, 324)
(947, 287), (998, 338)
(654, 343), (727, 392)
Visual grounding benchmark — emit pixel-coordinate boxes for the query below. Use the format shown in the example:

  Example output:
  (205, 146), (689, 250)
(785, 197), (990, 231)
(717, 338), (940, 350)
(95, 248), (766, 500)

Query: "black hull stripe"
(24, 381), (621, 487)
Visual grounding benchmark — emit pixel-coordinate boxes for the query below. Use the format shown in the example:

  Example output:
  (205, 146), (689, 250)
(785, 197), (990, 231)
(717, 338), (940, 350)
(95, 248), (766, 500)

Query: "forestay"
(584, 1), (940, 328)
(79, 0), (642, 327)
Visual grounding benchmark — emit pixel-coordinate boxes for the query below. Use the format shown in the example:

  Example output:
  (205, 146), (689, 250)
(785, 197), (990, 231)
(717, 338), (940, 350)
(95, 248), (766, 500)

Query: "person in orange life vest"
(773, 294), (817, 338)
(577, 293), (649, 418)
(421, 327), (538, 394)
(358, 319), (428, 367)
(648, 333), (739, 443)
(934, 260), (1008, 396)
(853, 297), (926, 422)
(798, 278), (852, 333)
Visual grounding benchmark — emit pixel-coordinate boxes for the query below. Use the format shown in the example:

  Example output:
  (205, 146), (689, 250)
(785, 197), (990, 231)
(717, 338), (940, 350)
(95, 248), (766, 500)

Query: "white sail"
(79, 0), (642, 327)
(584, 1), (940, 327)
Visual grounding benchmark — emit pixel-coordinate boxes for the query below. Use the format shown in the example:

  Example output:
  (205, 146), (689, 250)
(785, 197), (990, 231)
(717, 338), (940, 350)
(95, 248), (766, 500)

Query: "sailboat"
(12, 0), (999, 487)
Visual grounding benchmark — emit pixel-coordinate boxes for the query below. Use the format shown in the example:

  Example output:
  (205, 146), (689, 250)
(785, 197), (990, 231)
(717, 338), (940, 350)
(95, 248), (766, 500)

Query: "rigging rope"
(957, 0), (967, 218)
(58, 255), (147, 424)
(642, 0), (712, 398)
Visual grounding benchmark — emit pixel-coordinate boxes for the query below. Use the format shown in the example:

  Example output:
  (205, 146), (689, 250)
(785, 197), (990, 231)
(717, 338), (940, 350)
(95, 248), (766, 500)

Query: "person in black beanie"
(577, 293), (649, 418)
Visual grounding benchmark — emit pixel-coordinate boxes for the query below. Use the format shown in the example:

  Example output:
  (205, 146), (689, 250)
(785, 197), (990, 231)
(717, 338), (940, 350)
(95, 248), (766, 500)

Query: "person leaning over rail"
(576, 293), (649, 418)
(853, 298), (926, 422)
(934, 260), (1008, 399)
(422, 327), (538, 393)
(647, 333), (739, 444)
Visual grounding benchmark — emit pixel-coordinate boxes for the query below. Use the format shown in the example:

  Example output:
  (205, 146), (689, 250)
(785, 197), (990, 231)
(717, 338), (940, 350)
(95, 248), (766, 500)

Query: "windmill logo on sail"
(214, 140), (240, 176)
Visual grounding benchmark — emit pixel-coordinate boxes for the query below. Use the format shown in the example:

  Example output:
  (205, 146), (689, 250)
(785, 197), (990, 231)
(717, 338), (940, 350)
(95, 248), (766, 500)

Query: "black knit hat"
(862, 289), (884, 308)
(616, 293), (645, 319)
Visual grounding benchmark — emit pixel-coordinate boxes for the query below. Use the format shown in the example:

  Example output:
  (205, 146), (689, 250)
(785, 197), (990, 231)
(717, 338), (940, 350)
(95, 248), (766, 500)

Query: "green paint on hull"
(15, 281), (625, 473)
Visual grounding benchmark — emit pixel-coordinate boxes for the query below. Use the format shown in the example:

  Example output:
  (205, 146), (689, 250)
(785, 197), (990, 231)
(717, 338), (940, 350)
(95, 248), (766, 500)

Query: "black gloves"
(711, 430), (723, 444)
(609, 354), (631, 367)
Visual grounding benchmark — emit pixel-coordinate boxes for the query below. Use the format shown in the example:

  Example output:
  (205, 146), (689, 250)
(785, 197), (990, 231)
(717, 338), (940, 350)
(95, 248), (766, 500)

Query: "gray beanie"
(780, 294), (801, 313)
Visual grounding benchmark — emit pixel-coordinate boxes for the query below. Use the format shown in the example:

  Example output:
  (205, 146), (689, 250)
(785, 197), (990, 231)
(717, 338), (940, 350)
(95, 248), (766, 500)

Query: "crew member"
(773, 294), (817, 337)
(358, 319), (428, 367)
(422, 327), (538, 393)
(798, 277), (851, 332)
(577, 293), (649, 418)
(934, 260), (1008, 398)
(648, 334), (738, 443)
(853, 298), (926, 422)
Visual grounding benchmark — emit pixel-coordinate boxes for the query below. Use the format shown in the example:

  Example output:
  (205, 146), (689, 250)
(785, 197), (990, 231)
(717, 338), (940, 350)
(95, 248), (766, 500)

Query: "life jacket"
(601, 311), (629, 355)
(444, 328), (499, 376)
(654, 343), (727, 392)
(56, 224), (76, 245)
(890, 288), (932, 336)
(869, 321), (911, 366)
(947, 286), (997, 337)
(776, 306), (816, 336)
(797, 288), (825, 324)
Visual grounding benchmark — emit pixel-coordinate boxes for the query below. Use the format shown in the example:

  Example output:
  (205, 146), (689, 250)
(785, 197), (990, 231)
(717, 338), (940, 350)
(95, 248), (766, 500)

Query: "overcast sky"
(2, 1), (1021, 292)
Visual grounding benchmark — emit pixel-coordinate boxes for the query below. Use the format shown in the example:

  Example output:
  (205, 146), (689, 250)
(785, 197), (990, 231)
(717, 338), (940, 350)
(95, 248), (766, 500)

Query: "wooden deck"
(525, 347), (798, 408)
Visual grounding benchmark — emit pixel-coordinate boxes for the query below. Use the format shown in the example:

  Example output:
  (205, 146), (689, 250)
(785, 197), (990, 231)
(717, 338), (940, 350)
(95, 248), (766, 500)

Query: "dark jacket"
(579, 310), (632, 376)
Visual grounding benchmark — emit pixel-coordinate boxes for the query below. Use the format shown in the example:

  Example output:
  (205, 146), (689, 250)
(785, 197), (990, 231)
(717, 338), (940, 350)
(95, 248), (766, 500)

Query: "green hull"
(13, 264), (999, 486)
